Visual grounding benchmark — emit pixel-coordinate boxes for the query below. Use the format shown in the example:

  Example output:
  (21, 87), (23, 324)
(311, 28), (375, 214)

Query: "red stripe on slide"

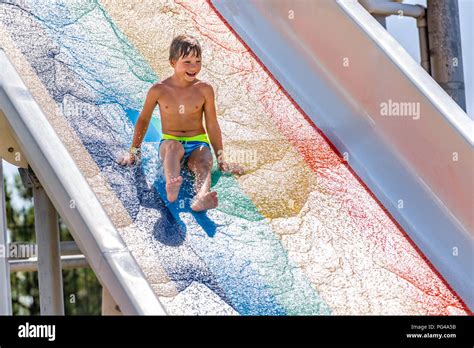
(198, 0), (471, 314)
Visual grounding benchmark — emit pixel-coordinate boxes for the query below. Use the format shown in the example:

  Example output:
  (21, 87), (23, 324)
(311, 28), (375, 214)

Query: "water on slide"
(0, 0), (469, 315)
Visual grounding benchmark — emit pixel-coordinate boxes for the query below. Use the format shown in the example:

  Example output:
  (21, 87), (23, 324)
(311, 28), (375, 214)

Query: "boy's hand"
(117, 151), (139, 166)
(218, 161), (245, 175)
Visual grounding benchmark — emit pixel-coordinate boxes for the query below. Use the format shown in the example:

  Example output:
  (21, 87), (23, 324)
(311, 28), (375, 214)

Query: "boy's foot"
(166, 176), (183, 202)
(191, 191), (218, 212)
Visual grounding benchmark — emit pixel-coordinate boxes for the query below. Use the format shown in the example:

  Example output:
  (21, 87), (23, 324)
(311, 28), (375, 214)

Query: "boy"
(118, 34), (243, 211)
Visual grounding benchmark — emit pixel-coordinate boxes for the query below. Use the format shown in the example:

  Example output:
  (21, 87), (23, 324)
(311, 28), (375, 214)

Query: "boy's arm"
(118, 86), (159, 165)
(202, 84), (224, 163)
(203, 84), (244, 174)
(130, 86), (160, 152)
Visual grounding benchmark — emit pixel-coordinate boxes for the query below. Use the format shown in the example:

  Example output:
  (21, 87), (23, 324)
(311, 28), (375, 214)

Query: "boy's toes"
(209, 192), (218, 206)
(191, 191), (218, 212)
(166, 176), (183, 202)
(168, 176), (182, 184)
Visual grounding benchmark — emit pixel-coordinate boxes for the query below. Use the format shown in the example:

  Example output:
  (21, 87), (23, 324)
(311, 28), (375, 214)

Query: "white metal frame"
(33, 182), (65, 315)
(0, 160), (12, 315)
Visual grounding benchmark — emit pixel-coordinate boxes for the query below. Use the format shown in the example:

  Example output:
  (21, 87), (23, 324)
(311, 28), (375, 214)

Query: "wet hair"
(169, 35), (202, 62)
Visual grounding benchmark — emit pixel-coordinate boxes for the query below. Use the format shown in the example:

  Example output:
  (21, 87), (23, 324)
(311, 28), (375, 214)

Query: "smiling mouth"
(186, 72), (197, 77)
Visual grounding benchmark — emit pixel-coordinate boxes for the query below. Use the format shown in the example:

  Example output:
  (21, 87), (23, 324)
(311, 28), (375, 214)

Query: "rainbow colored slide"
(0, 0), (472, 315)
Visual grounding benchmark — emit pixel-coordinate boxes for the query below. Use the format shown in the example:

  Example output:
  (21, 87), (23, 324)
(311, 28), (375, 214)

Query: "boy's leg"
(187, 145), (217, 211)
(159, 140), (184, 202)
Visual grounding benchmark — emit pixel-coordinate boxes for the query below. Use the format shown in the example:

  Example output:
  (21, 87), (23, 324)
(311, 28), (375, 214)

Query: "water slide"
(0, 0), (472, 315)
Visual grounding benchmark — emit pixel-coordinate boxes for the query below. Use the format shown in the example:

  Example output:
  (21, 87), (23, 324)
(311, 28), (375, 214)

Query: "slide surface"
(0, 0), (471, 315)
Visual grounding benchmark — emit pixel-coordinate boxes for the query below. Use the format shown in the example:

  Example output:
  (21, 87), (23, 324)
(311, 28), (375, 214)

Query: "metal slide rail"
(0, 50), (166, 315)
(212, 0), (473, 309)
(0, 161), (12, 315)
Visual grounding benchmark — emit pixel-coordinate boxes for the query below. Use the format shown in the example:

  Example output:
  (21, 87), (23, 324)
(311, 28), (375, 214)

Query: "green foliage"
(5, 173), (102, 315)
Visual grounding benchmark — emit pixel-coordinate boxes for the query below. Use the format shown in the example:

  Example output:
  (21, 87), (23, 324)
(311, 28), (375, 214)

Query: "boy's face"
(171, 54), (201, 81)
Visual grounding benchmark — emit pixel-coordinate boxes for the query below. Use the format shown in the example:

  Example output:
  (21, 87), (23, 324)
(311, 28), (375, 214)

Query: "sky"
(2, 0), (473, 201)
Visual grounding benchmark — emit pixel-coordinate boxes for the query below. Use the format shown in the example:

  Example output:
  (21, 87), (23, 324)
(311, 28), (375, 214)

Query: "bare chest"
(159, 88), (204, 116)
